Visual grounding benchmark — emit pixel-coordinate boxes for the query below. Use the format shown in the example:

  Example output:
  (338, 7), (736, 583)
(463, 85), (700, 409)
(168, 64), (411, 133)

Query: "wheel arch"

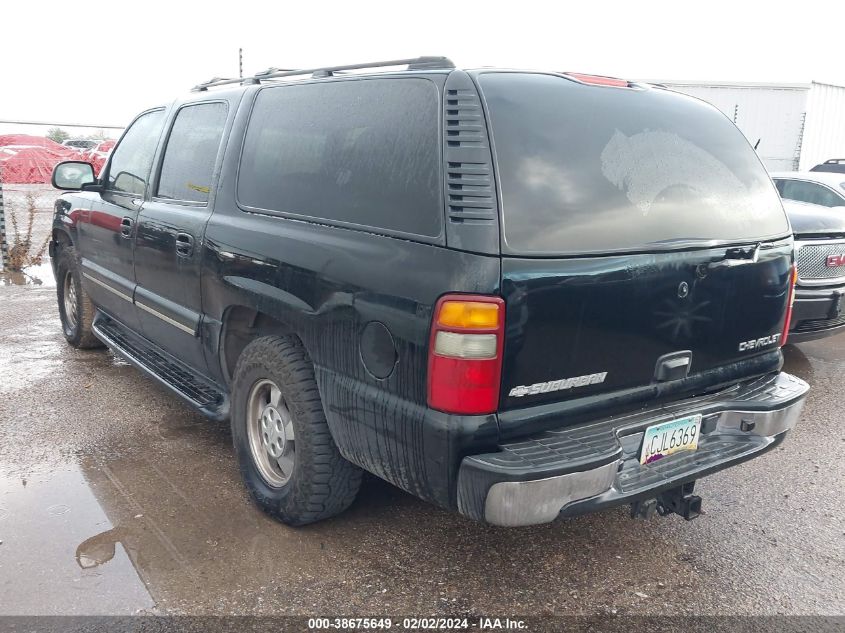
(51, 194), (83, 254)
(51, 227), (74, 255)
(53, 228), (73, 246)
(219, 305), (311, 385)
(50, 227), (74, 276)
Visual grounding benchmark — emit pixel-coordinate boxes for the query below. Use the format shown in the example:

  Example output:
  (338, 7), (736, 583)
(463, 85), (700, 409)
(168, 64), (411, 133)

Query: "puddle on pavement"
(0, 449), (358, 614)
(46, 503), (71, 516)
(0, 440), (677, 615)
(0, 261), (55, 288)
(76, 526), (126, 569)
(0, 464), (154, 615)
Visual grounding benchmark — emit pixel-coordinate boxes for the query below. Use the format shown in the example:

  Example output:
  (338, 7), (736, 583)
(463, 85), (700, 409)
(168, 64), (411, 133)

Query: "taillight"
(781, 264), (798, 346)
(427, 294), (505, 415)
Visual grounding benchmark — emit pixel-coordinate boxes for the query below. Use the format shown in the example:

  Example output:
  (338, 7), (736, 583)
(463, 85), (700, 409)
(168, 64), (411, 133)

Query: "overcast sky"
(2, 0), (843, 136)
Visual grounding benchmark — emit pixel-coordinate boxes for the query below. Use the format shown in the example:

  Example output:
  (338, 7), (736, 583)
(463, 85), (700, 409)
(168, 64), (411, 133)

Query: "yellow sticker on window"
(187, 183), (210, 194)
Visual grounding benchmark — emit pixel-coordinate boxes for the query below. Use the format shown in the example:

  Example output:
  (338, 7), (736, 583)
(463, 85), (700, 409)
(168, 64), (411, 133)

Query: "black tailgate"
(475, 71), (793, 414)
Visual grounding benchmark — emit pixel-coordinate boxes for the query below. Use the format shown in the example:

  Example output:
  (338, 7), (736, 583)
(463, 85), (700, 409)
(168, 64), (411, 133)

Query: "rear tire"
(56, 246), (102, 349)
(231, 335), (362, 526)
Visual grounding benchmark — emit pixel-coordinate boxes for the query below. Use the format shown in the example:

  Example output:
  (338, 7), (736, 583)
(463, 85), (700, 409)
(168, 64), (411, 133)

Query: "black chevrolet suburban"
(50, 57), (808, 527)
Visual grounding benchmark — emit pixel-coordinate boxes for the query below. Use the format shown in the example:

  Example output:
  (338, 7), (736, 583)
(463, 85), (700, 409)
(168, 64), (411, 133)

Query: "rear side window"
(776, 179), (845, 208)
(479, 73), (790, 255)
(238, 78), (441, 237)
(157, 102), (228, 203)
(811, 161), (845, 174)
(106, 109), (166, 196)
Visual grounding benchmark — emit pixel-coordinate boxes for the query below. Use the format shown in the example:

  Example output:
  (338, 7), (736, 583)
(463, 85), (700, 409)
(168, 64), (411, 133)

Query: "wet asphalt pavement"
(0, 268), (843, 618)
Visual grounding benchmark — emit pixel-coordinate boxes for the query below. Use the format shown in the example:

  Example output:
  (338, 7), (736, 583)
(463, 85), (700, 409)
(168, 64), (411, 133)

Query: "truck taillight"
(427, 295), (505, 415)
(781, 264), (798, 346)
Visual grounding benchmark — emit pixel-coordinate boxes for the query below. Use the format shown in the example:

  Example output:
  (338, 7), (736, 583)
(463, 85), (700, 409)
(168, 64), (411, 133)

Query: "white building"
(654, 80), (845, 172)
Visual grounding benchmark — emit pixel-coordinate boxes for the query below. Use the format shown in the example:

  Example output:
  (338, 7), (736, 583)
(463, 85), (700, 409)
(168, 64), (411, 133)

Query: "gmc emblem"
(827, 254), (845, 267)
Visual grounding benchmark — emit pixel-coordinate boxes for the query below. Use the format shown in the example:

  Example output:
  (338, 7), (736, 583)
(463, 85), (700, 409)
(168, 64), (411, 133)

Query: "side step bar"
(93, 314), (229, 421)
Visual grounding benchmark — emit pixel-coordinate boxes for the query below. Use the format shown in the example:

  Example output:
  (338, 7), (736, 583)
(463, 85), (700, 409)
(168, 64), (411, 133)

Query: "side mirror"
(51, 161), (98, 191)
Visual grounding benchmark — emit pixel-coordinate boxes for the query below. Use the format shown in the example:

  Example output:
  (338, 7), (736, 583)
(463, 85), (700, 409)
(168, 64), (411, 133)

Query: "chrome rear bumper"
(457, 372), (808, 527)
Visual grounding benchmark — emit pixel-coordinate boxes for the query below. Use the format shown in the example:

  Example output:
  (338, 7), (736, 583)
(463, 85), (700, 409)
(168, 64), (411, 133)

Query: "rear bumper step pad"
(457, 372), (808, 526)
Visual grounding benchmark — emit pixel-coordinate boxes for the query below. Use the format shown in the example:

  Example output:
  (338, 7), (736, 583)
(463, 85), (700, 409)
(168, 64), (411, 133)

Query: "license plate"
(640, 415), (702, 465)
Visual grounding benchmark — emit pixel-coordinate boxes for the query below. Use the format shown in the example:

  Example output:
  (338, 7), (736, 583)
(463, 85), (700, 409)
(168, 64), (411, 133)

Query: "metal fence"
(0, 173), (8, 270)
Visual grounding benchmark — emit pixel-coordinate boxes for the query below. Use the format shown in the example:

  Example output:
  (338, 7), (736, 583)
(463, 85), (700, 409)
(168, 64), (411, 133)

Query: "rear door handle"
(175, 232), (195, 258)
(120, 216), (133, 238)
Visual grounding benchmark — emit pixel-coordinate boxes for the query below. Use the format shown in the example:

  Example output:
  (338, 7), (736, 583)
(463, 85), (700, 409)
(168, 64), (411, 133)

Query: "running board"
(92, 314), (229, 421)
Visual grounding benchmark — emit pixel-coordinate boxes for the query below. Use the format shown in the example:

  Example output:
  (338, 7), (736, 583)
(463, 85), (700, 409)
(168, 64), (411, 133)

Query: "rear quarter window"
(237, 78), (442, 238)
(156, 102), (228, 203)
(479, 72), (790, 255)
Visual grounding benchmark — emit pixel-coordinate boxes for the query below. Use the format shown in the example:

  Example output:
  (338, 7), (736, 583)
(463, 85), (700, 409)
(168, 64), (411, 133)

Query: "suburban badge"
(509, 372), (608, 398)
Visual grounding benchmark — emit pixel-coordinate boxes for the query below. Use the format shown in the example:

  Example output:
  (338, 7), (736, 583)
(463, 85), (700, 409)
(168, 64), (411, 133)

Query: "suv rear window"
(479, 73), (790, 255)
(238, 78), (441, 238)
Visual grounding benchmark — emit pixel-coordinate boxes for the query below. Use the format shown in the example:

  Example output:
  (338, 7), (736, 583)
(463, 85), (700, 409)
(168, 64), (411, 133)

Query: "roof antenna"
(239, 48), (243, 79)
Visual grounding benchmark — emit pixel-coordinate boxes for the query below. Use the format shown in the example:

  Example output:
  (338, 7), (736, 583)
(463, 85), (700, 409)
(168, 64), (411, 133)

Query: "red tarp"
(0, 145), (82, 184)
(86, 153), (107, 177)
(0, 135), (115, 184)
(84, 140), (116, 176)
(0, 134), (66, 151)
(94, 139), (116, 153)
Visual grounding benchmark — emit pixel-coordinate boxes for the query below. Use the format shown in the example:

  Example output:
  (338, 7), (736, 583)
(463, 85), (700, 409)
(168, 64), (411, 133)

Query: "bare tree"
(86, 129), (111, 141)
(5, 192), (49, 272)
(46, 127), (70, 144)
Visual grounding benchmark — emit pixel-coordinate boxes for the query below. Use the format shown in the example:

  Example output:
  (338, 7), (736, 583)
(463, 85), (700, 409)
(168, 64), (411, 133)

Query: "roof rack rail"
(191, 56), (455, 91)
(192, 77), (238, 91)
(255, 67), (298, 77)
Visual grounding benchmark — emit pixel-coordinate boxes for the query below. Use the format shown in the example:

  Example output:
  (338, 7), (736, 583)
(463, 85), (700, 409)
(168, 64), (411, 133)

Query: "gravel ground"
(0, 270), (842, 621)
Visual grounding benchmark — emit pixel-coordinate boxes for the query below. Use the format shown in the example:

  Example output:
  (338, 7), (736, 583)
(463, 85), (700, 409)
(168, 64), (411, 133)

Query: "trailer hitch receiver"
(631, 482), (702, 521)
(657, 482), (702, 520)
